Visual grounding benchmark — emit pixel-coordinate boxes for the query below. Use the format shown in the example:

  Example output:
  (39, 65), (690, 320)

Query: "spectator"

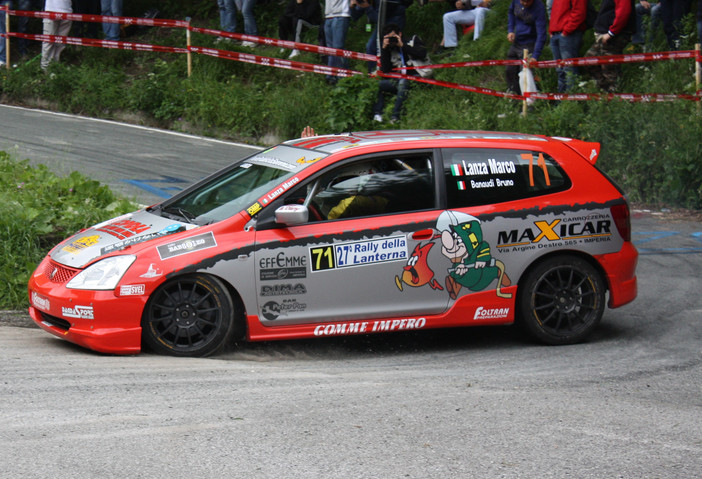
(659, 0), (692, 49)
(549, 0), (587, 92)
(218, 0), (259, 46)
(101, 0), (122, 41)
(584, 0), (635, 92)
(632, 1), (661, 50)
(351, 0), (412, 72)
(41, 0), (73, 70)
(324, 0), (352, 85)
(279, 0), (322, 58)
(505, 0), (547, 95)
(73, 0), (101, 39)
(17, 1), (44, 57)
(442, 0), (491, 50)
(698, 0), (701, 45)
(372, 22), (427, 123)
(0, 0), (10, 67)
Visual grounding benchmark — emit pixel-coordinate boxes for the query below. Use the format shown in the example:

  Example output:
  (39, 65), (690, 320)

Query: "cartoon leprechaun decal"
(437, 211), (512, 300)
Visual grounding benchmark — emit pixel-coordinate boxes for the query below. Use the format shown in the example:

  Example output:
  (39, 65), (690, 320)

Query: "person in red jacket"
(549, 0), (588, 92)
(585, 0), (635, 92)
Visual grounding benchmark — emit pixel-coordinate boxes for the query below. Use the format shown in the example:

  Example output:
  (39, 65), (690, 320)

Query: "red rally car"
(28, 130), (638, 356)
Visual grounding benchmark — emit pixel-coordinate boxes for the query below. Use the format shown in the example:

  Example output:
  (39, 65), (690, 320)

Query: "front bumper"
(28, 258), (145, 355)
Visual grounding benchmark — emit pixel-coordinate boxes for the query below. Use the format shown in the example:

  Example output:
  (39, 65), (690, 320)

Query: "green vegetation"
(0, 153), (137, 308)
(0, 1), (699, 308)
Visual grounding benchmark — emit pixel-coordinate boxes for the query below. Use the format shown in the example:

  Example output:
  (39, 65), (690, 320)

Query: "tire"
(518, 255), (605, 345)
(142, 274), (238, 357)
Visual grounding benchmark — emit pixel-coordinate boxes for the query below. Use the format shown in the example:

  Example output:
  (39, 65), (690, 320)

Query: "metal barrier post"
(521, 49), (528, 117)
(186, 17), (192, 77)
(696, 43), (700, 114)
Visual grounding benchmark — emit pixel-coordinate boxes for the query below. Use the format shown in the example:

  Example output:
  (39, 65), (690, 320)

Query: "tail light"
(610, 203), (631, 242)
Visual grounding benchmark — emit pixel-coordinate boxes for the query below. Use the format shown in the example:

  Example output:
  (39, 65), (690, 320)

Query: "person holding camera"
(372, 23), (428, 123)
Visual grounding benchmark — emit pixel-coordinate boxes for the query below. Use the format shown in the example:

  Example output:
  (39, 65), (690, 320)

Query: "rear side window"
(443, 148), (571, 208)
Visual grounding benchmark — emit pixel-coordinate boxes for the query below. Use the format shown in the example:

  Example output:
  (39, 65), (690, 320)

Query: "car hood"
(51, 209), (193, 268)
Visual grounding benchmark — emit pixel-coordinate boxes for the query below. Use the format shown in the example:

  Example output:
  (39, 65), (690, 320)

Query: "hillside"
(0, 0), (700, 207)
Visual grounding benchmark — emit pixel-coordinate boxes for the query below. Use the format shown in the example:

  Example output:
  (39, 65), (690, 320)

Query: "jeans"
(442, 7), (489, 46)
(632, 2), (661, 46)
(373, 78), (409, 120)
(101, 0), (123, 41)
(324, 16), (350, 80)
(218, 0), (258, 35)
(0, 0), (10, 64)
(550, 30), (583, 93)
(659, 0), (692, 49)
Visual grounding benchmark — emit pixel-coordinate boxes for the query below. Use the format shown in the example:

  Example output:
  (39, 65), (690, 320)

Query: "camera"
(388, 36), (398, 46)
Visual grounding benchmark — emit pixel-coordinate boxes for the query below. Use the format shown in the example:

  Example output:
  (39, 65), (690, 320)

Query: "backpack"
(406, 36), (434, 79)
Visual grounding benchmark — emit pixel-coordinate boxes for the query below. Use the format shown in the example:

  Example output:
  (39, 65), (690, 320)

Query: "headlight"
(66, 255), (137, 290)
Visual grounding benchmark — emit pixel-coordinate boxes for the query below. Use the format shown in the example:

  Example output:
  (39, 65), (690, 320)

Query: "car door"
(252, 150), (450, 326)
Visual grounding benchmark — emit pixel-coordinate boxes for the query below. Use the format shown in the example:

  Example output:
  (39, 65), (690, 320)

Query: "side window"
(290, 153), (435, 222)
(443, 148), (570, 208)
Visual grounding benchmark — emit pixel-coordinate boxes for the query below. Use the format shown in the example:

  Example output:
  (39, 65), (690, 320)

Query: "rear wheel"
(518, 256), (605, 345)
(142, 274), (238, 357)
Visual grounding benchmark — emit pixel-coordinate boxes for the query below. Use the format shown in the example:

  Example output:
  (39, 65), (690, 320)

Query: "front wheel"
(518, 256), (605, 345)
(142, 274), (238, 357)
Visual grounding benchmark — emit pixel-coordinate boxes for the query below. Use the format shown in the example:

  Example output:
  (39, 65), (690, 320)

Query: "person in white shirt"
(41, 0), (73, 70)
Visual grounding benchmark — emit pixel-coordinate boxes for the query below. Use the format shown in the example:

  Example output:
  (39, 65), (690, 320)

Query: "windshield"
(155, 146), (325, 224)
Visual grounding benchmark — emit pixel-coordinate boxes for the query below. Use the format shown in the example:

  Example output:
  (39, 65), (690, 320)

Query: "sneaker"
(241, 41), (256, 47)
(373, 114), (383, 123)
(288, 49), (299, 59)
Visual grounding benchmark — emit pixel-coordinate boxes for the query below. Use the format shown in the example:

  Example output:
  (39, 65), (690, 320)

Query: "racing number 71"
(521, 153), (551, 188)
(310, 246), (336, 271)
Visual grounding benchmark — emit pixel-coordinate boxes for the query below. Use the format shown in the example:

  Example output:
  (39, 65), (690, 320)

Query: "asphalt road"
(0, 104), (262, 205)
(0, 106), (700, 478)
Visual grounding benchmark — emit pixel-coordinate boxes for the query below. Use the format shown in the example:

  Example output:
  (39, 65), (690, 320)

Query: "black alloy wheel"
(142, 274), (238, 357)
(518, 255), (606, 345)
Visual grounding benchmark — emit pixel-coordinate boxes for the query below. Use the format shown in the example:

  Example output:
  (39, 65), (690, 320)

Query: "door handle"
(411, 229), (435, 241)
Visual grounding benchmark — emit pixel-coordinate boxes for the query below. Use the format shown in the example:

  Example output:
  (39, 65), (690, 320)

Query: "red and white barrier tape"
(189, 26), (377, 63)
(190, 46), (363, 77)
(8, 32), (188, 54)
(382, 71), (701, 102)
(6, 8), (189, 28)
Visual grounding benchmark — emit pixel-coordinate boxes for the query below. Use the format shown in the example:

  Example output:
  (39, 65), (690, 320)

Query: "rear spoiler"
(553, 137), (601, 165)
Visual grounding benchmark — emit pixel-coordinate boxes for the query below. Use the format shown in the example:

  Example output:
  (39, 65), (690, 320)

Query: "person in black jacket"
(278, 0), (323, 58)
(372, 23), (428, 123)
(584, 0), (636, 92)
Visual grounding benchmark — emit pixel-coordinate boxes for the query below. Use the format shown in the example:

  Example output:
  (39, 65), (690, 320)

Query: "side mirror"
(275, 204), (309, 226)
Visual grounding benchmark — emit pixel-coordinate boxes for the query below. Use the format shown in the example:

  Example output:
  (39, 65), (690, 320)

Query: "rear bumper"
(597, 242), (638, 308)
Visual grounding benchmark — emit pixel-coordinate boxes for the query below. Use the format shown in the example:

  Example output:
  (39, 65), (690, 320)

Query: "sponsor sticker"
(260, 283), (307, 296)
(157, 232), (217, 260)
(260, 299), (307, 320)
(62, 235), (100, 254)
(61, 305), (94, 320)
(96, 219), (150, 240)
(473, 306), (510, 321)
(31, 292), (50, 312)
(310, 236), (407, 272)
(119, 284), (146, 296)
(140, 263), (163, 278)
